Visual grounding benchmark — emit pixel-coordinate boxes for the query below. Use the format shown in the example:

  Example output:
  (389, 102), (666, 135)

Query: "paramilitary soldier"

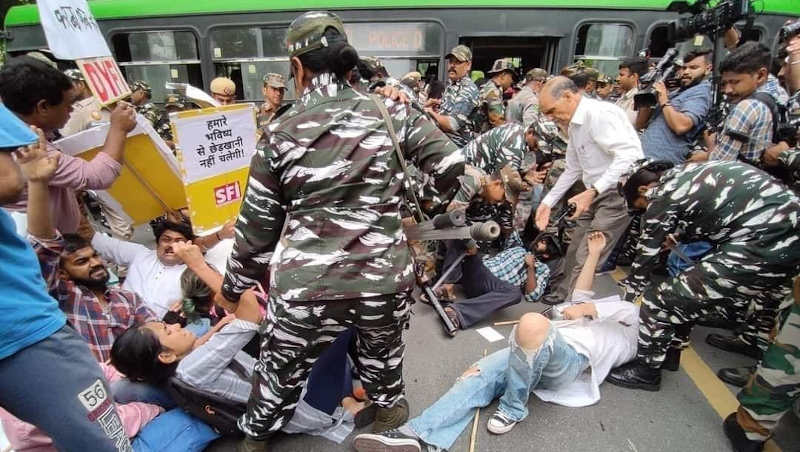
(425, 45), (479, 147)
(607, 161), (800, 392)
(474, 58), (516, 132)
(257, 73), (286, 128)
(219, 11), (464, 451)
(129, 81), (171, 143)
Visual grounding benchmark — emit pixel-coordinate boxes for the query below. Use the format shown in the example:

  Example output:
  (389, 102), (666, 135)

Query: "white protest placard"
(76, 57), (131, 106)
(38, 0), (112, 60)
(171, 104), (258, 234)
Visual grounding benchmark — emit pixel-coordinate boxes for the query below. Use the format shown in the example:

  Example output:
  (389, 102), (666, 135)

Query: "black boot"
(606, 360), (661, 391)
(718, 366), (755, 388)
(706, 334), (762, 359)
(662, 347), (681, 372)
(723, 413), (765, 452)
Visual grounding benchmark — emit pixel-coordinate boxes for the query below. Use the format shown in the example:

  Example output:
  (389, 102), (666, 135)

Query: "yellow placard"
(183, 167), (250, 234)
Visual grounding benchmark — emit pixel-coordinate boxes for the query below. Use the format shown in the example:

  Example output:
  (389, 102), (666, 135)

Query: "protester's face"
(61, 246), (109, 289)
(0, 153), (25, 204)
(539, 89), (579, 127)
(533, 240), (551, 260)
(144, 322), (196, 362)
(680, 55), (710, 88)
(483, 180), (506, 204)
(263, 85), (284, 108)
(212, 92), (235, 105)
(156, 229), (189, 266)
(447, 57), (471, 82)
(39, 87), (79, 131)
(721, 69), (766, 103)
(617, 67), (637, 91)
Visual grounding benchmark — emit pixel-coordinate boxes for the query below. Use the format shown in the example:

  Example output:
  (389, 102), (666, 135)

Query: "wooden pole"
(468, 349), (488, 452)
(493, 320), (519, 326)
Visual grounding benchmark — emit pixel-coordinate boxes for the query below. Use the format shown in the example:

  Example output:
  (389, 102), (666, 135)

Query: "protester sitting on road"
(608, 161), (800, 392)
(352, 231), (639, 452)
(0, 56), (136, 235)
(112, 242), (376, 444)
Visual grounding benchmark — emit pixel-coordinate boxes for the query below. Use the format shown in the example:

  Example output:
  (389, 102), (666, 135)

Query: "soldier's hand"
(374, 85), (410, 104)
(110, 101), (136, 133)
(524, 166), (548, 185)
(763, 142), (790, 167)
(535, 203), (551, 231)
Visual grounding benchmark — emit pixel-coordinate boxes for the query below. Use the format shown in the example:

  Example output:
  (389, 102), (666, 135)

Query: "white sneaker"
(487, 411), (518, 434)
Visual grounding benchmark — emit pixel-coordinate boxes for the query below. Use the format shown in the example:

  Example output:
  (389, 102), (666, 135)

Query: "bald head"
(539, 76), (581, 127)
(542, 76), (578, 99)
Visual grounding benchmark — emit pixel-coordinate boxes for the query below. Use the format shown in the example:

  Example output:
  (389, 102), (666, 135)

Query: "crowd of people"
(0, 9), (799, 452)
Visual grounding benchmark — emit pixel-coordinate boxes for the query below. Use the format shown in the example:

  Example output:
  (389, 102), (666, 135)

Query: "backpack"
(165, 359), (250, 436)
(746, 92), (794, 184)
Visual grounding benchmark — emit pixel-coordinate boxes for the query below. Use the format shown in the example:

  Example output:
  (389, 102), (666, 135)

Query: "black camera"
(667, 0), (751, 43)
(780, 21), (800, 43)
(634, 48), (679, 110)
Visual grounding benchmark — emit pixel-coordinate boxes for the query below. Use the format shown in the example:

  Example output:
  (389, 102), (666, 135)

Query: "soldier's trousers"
(736, 289), (800, 441)
(238, 292), (410, 439)
(637, 245), (797, 368)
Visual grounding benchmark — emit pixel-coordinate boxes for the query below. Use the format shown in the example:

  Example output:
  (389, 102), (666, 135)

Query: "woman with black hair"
(217, 10), (464, 450)
(606, 161), (800, 392)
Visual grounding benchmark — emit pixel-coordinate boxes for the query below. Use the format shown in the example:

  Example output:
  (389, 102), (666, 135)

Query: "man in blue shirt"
(0, 105), (131, 452)
(637, 50), (713, 164)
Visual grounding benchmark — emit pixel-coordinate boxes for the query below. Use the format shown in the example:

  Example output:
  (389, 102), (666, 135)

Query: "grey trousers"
(550, 190), (630, 301)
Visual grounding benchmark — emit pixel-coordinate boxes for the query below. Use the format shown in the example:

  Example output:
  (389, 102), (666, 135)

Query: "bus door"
(458, 36), (559, 79)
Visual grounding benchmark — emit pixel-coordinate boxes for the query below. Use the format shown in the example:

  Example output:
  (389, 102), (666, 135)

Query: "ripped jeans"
(408, 325), (588, 450)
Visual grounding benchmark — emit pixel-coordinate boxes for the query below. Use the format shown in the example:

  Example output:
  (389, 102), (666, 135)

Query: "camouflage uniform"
(620, 162), (800, 367)
(778, 148), (800, 194)
(474, 79), (504, 133)
(461, 123), (528, 174)
(506, 85), (539, 129)
(138, 102), (171, 142)
(221, 12), (463, 437)
(735, 291), (800, 442)
(440, 75), (479, 147)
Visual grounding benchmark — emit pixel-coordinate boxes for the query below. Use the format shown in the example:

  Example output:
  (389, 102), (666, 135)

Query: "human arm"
(710, 100), (769, 163)
(573, 230), (606, 293)
(193, 221), (235, 251)
(130, 292), (158, 325)
(98, 102), (137, 163)
(91, 231), (149, 267)
(635, 106), (653, 131)
(220, 137), (285, 303)
(788, 35), (800, 93)
(17, 127), (58, 240)
(588, 107), (644, 196)
(655, 82), (696, 135)
(522, 255), (549, 303)
(173, 240), (223, 294)
(425, 110), (459, 133)
(538, 143), (581, 212)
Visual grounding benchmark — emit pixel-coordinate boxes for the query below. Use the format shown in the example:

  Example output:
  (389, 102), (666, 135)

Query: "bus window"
(574, 23), (634, 77)
(345, 22), (443, 81)
(112, 31), (202, 103)
(210, 26), (293, 102)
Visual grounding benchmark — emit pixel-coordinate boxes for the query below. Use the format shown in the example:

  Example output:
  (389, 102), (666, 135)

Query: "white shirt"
(542, 97), (643, 207)
(92, 233), (186, 318)
(615, 87), (639, 125)
(533, 292), (639, 407)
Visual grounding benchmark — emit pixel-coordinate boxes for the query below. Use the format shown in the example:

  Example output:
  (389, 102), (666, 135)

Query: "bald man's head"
(540, 76), (581, 127)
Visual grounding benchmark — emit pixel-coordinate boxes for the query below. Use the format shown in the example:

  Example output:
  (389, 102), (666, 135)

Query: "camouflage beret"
(286, 11), (347, 58)
(262, 73), (286, 88)
(64, 69), (84, 82)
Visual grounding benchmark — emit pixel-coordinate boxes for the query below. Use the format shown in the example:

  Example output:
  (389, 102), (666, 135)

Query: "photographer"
(637, 49), (713, 164)
(691, 42), (786, 165)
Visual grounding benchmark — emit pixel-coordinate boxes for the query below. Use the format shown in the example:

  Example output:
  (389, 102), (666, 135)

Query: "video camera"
(634, 48), (680, 110)
(666, 0), (751, 43)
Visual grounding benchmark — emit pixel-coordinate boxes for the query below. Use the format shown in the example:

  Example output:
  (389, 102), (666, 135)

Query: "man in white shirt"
(351, 232), (639, 452)
(90, 220), (194, 318)
(534, 76), (643, 305)
(615, 57), (648, 125)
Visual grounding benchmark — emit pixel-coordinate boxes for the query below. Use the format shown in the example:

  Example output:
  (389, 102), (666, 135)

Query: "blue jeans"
(667, 241), (713, 277)
(408, 325), (588, 450)
(132, 409), (219, 452)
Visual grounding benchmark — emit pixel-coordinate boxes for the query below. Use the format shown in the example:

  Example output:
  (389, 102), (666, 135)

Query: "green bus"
(4, 0), (799, 103)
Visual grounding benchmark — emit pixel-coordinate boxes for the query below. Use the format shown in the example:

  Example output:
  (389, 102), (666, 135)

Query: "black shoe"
(373, 398), (410, 433)
(697, 318), (741, 330)
(662, 348), (681, 372)
(540, 293), (564, 306)
(718, 366), (755, 388)
(353, 429), (421, 452)
(706, 334), (762, 359)
(606, 360), (661, 391)
(723, 413), (765, 452)
(354, 401), (379, 428)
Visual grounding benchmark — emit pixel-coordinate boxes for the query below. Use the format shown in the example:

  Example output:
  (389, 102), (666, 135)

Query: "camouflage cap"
(498, 164), (529, 205)
(359, 57), (387, 76)
(445, 45), (472, 62)
(24, 51), (57, 69)
(286, 11), (347, 58)
(524, 68), (548, 82)
(262, 73), (286, 88)
(400, 71), (422, 86)
(130, 80), (151, 95)
(487, 58), (515, 76)
(210, 77), (236, 96)
(164, 93), (187, 109)
(64, 69), (84, 82)
(597, 73), (612, 85)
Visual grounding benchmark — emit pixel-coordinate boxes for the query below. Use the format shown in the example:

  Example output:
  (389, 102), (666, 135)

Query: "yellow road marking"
(605, 268), (782, 451)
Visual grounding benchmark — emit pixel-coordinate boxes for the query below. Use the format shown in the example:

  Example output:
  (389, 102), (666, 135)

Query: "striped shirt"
(482, 232), (550, 302)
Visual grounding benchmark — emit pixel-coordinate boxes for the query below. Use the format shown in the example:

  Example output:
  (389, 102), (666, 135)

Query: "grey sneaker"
(487, 410), (518, 434)
(353, 429), (421, 452)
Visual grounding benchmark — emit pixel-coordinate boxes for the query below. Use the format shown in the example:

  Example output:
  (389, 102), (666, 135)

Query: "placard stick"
(468, 349), (488, 452)
(493, 320), (519, 326)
